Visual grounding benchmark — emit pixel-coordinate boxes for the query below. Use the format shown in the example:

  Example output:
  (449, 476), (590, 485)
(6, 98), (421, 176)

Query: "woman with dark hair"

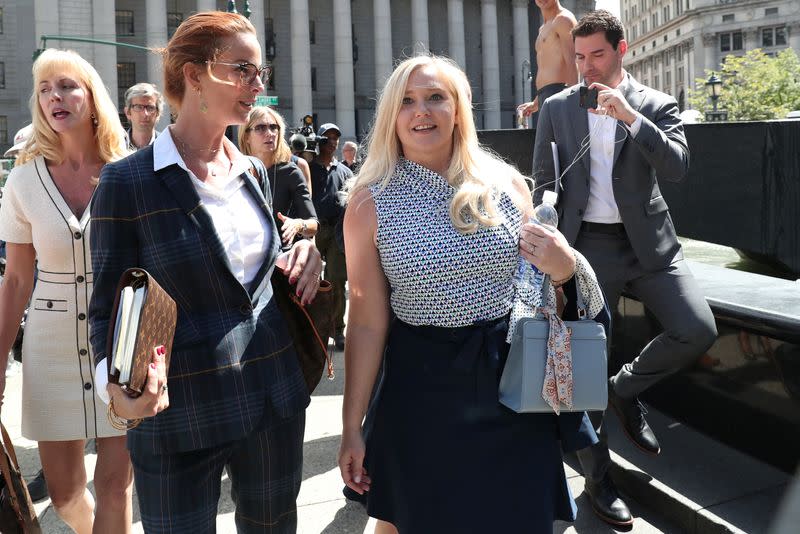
(239, 106), (318, 246)
(88, 11), (321, 532)
(0, 48), (131, 534)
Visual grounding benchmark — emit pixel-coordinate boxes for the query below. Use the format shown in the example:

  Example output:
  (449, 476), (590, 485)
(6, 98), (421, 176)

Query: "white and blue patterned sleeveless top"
(370, 159), (524, 327)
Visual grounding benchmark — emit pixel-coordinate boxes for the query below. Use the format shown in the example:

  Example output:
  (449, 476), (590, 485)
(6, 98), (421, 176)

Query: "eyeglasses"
(130, 103), (158, 114)
(212, 61), (272, 86)
(247, 123), (280, 134)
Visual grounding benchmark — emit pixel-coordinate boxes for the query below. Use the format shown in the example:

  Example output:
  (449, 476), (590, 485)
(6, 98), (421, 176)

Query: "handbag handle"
(542, 273), (589, 320)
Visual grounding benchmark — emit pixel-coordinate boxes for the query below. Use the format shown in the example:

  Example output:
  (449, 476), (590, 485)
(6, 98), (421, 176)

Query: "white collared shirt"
(154, 128), (270, 287)
(583, 75), (643, 224)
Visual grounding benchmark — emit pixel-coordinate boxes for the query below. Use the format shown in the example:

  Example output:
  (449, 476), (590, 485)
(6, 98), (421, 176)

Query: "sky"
(594, 0), (621, 17)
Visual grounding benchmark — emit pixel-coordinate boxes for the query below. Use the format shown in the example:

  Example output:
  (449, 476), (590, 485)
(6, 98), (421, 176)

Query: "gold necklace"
(171, 129), (228, 177)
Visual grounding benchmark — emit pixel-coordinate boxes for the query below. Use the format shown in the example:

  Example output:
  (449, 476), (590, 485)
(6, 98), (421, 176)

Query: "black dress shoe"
(26, 469), (48, 503)
(608, 378), (661, 455)
(584, 473), (633, 526)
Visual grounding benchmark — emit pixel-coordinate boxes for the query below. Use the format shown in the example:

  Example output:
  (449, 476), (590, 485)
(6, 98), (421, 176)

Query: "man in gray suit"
(533, 10), (717, 527)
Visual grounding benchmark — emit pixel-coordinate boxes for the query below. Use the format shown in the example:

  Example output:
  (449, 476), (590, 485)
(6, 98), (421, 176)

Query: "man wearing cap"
(123, 82), (162, 150)
(310, 123), (352, 350)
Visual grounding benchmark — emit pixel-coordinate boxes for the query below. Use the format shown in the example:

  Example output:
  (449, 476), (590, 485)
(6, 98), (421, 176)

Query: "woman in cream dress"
(0, 49), (133, 533)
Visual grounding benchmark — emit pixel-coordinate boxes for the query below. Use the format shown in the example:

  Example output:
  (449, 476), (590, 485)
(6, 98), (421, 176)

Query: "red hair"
(161, 11), (256, 108)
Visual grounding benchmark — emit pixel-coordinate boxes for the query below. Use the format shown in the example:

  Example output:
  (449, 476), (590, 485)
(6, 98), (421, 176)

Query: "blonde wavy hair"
(348, 55), (522, 234)
(17, 49), (128, 166)
(238, 107), (292, 165)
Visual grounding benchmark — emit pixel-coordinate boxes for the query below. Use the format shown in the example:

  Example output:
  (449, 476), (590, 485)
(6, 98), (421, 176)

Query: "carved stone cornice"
(701, 33), (716, 46)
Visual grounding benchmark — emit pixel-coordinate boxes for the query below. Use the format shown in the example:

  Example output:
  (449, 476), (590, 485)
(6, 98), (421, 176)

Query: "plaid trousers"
(131, 411), (305, 534)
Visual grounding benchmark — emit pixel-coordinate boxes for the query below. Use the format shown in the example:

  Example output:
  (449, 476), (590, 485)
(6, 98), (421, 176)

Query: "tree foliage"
(688, 48), (800, 121)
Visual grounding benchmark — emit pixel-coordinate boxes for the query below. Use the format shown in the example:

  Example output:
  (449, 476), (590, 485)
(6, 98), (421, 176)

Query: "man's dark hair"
(572, 10), (625, 50)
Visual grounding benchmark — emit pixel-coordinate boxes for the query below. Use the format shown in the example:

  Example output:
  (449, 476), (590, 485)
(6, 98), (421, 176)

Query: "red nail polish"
(150, 363), (156, 369)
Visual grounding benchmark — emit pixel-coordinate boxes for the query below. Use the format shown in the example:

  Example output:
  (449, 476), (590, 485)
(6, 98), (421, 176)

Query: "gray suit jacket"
(532, 74), (689, 271)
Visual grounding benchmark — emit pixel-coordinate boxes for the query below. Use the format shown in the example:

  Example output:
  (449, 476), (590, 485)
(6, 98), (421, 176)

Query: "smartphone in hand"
(579, 86), (599, 109)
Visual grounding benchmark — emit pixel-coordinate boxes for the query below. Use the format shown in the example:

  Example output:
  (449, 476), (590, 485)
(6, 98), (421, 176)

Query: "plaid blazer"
(88, 146), (309, 454)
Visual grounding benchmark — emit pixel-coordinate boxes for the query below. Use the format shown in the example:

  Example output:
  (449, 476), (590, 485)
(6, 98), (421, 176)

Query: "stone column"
(146, 0), (169, 129)
(92, 0), (117, 107)
(34, 0), (59, 41)
(249, 0), (266, 65)
(411, 0), (430, 54)
(374, 0), (393, 89)
(789, 22), (800, 52)
(512, 0), (531, 107)
(701, 32), (716, 74)
(447, 0), (466, 68)
(687, 38), (696, 99)
(333, 0), (356, 137)
(481, 0), (501, 129)
(196, 0), (216, 12)
(290, 0), (313, 124)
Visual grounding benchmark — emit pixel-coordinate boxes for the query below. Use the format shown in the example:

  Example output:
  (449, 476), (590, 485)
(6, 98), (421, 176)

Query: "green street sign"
(255, 95), (279, 107)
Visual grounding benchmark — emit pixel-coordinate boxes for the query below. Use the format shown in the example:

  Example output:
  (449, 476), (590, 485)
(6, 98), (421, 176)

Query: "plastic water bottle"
(516, 189), (559, 295)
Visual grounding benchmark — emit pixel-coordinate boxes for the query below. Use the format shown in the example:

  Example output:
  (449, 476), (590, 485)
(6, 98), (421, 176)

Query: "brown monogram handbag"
(0, 422), (41, 534)
(105, 268), (177, 396)
(271, 270), (335, 393)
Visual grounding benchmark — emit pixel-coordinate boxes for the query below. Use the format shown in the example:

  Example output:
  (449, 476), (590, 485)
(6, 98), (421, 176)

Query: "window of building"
(765, 8), (778, 16)
(0, 62), (4, 89)
(762, 26), (787, 47)
(625, 9), (628, 20)
(117, 62), (136, 108)
(676, 28), (681, 37)
(167, 12), (183, 38)
(665, 51), (671, 66)
(632, 5), (637, 18)
(641, 21), (647, 35)
(722, 14), (734, 23)
(664, 35), (668, 42)
(720, 31), (743, 52)
(0, 116), (7, 145)
(632, 27), (637, 41)
(309, 20), (316, 44)
(654, 74), (659, 91)
(663, 6), (670, 23)
(311, 67), (317, 91)
(267, 65), (275, 90)
(652, 13), (658, 29)
(652, 40), (657, 49)
(677, 45), (683, 60)
(678, 66), (684, 83)
(675, 0), (683, 17)
(115, 10), (134, 36)
(665, 71), (671, 89)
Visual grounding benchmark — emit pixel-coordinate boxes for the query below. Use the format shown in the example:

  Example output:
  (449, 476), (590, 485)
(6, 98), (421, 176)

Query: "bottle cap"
(542, 189), (558, 205)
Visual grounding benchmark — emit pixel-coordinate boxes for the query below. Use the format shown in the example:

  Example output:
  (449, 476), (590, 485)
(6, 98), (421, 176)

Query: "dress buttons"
(84, 382), (92, 390)
(240, 304), (252, 316)
(74, 231), (82, 240)
(76, 275), (85, 283)
(78, 313), (86, 320)
(46, 301), (53, 309)
(79, 348), (88, 356)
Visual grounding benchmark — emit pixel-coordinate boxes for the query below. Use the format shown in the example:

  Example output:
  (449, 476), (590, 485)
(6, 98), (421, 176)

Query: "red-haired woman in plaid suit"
(88, 12), (321, 534)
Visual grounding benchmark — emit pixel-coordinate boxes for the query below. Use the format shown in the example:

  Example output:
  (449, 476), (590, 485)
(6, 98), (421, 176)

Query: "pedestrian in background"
(89, 12), (321, 533)
(0, 48), (132, 534)
(341, 140), (360, 173)
(310, 123), (352, 350)
(239, 106), (318, 247)
(123, 82), (163, 150)
(338, 54), (606, 534)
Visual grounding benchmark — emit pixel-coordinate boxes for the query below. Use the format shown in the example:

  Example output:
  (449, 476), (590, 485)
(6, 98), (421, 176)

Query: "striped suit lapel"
(157, 163), (235, 275)
(241, 169), (281, 300)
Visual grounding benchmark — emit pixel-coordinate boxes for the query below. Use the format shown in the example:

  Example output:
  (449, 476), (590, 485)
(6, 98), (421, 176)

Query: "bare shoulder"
(345, 188), (378, 229)
(555, 9), (578, 29)
(507, 172), (534, 216)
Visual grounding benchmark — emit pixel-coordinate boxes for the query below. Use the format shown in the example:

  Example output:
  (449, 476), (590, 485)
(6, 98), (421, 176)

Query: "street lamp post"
(704, 73), (728, 122)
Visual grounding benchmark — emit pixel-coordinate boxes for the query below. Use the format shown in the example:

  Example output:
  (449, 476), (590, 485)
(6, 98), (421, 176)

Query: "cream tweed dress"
(0, 156), (124, 440)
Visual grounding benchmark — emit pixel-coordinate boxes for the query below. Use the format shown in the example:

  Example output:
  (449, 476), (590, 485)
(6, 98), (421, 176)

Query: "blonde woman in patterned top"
(0, 49), (132, 533)
(337, 55), (607, 533)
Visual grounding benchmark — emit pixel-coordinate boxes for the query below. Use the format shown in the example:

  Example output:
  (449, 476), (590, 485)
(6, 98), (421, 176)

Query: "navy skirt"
(364, 316), (582, 533)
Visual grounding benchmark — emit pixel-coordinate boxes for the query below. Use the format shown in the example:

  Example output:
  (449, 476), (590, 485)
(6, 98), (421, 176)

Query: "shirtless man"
(517, 0), (578, 120)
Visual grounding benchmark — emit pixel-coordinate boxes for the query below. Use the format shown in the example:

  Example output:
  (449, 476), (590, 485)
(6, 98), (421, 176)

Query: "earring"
(196, 86), (208, 114)
(91, 113), (98, 128)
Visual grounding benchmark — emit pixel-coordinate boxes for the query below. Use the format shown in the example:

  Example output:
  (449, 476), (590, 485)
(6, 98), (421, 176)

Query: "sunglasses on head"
(247, 123), (280, 134)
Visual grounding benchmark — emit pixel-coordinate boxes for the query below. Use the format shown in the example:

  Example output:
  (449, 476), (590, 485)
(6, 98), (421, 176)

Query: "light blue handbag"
(499, 276), (608, 413)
